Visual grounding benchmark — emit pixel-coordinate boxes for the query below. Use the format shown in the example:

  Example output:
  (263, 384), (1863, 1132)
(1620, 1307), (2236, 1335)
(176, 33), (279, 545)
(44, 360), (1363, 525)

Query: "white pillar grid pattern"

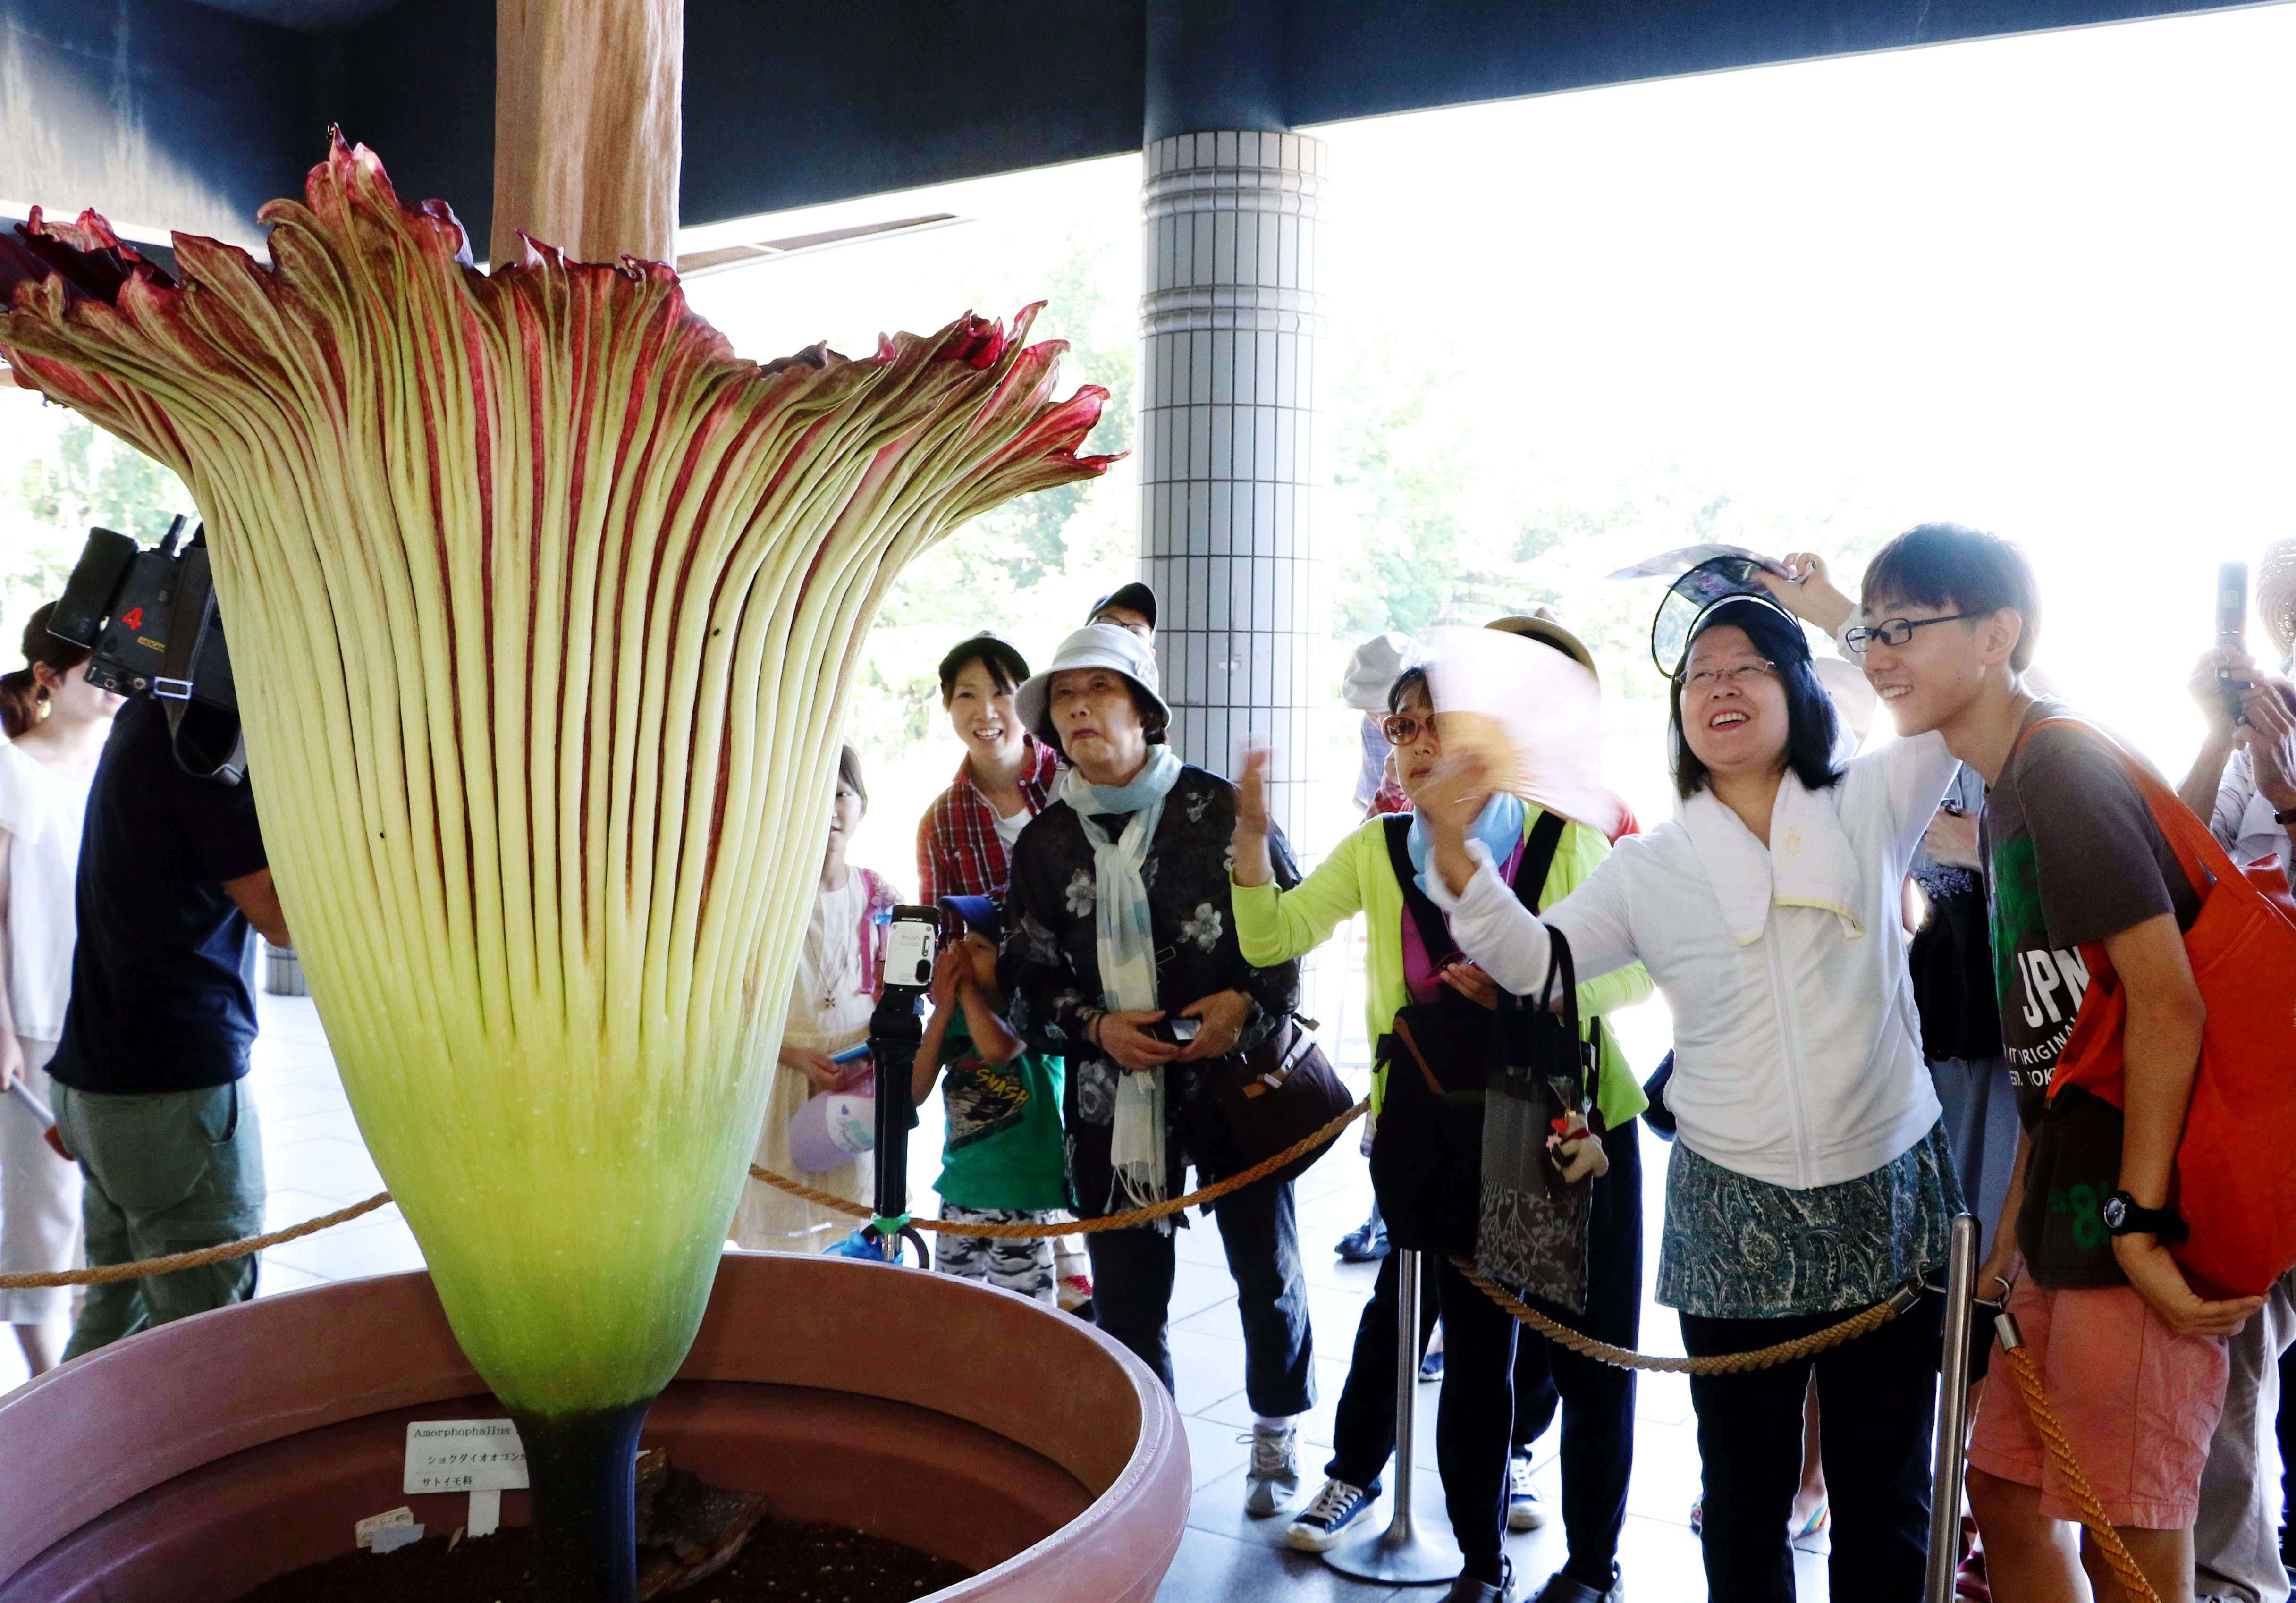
(1139, 129), (1328, 852)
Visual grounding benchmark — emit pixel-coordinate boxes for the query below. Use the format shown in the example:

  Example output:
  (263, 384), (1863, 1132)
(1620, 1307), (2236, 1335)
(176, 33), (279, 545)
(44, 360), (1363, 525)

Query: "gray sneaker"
(1443, 1558), (1515, 1603)
(1506, 1452), (1548, 1531)
(1242, 1424), (1301, 1518)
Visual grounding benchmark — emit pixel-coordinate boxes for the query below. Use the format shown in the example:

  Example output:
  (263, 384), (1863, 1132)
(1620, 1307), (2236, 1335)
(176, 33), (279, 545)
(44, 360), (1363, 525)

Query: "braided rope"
(0, 1102), (1371, 1283)
(1451, 1256), (1909, 1375)
(1999, 1342), (2163, 1603)
(0, 1193), (392, 1288)
(746, 1101), (1370, 1237)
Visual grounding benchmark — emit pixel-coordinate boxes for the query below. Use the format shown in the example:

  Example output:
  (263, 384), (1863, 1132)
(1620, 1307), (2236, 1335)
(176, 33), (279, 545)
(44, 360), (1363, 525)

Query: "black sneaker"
(1284, 1478), (1376, 1551)
(1336, 1218), (1390, 1262)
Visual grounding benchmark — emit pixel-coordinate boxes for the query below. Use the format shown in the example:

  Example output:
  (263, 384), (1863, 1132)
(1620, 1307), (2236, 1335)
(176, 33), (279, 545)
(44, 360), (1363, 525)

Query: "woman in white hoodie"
(1420, 569), (1961, 1603)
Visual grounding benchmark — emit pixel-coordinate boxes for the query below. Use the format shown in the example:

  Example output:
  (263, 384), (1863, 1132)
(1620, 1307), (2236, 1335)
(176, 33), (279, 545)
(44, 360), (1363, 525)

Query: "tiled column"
(1139, 129), (1327, 849)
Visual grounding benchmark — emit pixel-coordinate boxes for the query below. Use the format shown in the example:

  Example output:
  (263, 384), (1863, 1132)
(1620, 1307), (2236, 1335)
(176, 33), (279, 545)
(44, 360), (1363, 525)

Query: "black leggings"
(1680, 1292), (1943, 1603)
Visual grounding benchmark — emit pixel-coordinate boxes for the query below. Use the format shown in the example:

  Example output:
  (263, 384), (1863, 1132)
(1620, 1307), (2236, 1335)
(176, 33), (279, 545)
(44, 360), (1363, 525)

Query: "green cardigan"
(1232, 810), (1654, 1128)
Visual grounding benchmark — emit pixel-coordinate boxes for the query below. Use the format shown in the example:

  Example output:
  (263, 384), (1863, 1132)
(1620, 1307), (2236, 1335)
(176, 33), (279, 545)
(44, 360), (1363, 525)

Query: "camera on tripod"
(50, 516), (244, 783)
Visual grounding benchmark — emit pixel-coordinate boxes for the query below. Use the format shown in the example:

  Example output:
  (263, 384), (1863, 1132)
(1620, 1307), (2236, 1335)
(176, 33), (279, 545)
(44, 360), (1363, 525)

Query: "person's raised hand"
(780, 1045), (846, 1094)
(1438, 962), (1500, 1011)
(1757, 551), (1853, 634)
(2114, 1236), (2266, 1337)
(1095, 1009), (1181, 1073)
(2191, 645), (2257, 737)
(2241, 677), (2296, 812)
(1417, 748), (1493, 840)
(1173, 989), (1252, 1061)
(1235, 744), (1273, 840)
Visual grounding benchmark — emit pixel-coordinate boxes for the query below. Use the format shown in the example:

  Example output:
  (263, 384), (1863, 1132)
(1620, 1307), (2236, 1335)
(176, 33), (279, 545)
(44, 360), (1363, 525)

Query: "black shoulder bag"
(1368, 811), (1566, 1257)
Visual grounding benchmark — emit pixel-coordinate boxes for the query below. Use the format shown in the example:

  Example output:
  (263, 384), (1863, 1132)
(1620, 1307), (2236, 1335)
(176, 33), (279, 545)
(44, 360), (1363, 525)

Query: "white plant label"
(468, 1487), (502, 1538)
(403, 1419), (530, 1494)
(354, 1506), (414, 1549)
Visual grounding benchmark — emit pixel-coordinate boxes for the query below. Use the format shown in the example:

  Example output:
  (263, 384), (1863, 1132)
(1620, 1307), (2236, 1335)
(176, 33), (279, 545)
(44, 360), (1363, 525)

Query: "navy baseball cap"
(1087, 581), (1158, 630)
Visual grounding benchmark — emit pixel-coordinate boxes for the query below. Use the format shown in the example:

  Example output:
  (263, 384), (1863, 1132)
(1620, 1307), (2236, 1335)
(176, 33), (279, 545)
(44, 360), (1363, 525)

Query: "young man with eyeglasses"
(1810, 523), (2268, 1603)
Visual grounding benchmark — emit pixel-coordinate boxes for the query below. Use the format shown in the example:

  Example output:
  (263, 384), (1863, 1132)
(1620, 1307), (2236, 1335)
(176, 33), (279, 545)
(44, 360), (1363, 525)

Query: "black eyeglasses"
(1843, 613), (1977, 654)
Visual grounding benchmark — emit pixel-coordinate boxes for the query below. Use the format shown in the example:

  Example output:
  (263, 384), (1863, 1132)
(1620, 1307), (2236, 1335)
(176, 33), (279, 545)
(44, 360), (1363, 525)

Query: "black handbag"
(1212, 1012), (1355, 1189)
(1479, 926), (1600, 1313)
(1369, 811), (1566, 1256)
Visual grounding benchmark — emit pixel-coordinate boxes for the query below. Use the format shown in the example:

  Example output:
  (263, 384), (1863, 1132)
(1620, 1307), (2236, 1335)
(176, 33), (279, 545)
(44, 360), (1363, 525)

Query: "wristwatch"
(2101, 1190), (2190, 1244)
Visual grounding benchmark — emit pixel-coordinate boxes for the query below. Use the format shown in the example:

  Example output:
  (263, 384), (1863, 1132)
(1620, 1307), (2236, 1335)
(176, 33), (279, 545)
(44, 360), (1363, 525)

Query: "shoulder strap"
(1513, 810), (1568, 911)
(2015, 716), (2246, 912)
(1383, 814), (1459, 964)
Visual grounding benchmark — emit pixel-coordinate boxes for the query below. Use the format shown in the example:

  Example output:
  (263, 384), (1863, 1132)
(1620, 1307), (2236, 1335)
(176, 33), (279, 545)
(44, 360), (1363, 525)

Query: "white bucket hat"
(1342, 633), (1421, 714)
(1015, 624), (1173, 741)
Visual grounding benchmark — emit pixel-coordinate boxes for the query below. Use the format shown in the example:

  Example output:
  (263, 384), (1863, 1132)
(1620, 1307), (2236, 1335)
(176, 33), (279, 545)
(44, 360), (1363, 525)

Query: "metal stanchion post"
(1922, 1213), (1981, 1603)
(1326, 1249), (1465, 1584)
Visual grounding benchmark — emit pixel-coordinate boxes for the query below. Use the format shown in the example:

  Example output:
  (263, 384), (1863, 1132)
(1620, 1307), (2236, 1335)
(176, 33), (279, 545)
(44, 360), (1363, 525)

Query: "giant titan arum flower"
(0, 137), (1113, 1598)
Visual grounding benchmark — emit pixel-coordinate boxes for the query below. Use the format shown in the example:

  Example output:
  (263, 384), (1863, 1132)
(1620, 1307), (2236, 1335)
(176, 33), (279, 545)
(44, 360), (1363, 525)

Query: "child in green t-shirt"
(913, 897), (1071, 1303)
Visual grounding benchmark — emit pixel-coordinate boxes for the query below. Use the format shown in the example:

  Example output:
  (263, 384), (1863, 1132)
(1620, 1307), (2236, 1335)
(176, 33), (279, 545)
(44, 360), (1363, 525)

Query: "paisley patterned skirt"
(1657, 1122), (1964, 1319)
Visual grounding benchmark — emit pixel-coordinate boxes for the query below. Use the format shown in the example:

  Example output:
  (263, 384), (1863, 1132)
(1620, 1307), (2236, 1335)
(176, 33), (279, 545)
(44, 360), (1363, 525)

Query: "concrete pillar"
(1138, 128), (1328, 849)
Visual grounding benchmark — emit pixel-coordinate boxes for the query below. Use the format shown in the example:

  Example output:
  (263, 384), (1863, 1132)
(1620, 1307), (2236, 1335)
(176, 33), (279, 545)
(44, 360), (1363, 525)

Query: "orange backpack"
(2025, 718), (2296, 1299)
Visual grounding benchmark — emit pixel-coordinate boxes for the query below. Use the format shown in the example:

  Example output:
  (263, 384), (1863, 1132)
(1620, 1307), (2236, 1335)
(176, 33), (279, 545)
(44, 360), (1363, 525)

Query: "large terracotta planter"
(0, 1253), (1189, 1601)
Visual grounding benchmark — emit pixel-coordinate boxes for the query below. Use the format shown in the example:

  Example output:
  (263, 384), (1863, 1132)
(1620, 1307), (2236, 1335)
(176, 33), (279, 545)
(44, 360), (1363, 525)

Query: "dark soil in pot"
(234, 1518), (973, 1603)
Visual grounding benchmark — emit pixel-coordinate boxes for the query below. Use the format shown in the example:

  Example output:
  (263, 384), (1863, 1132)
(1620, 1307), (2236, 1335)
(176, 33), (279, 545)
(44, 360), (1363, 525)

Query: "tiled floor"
(1, 991), (1832, 1600)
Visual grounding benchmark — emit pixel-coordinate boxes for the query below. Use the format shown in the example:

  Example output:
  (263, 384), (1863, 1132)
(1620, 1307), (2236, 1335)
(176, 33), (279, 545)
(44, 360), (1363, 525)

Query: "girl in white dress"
(0, 603), (123, 1373)
(731, 746), (901, 1250)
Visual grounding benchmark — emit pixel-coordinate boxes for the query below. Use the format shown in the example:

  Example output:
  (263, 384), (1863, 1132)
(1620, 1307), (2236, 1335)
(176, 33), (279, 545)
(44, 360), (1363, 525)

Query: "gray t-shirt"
(1982, 700), (2200, 1286)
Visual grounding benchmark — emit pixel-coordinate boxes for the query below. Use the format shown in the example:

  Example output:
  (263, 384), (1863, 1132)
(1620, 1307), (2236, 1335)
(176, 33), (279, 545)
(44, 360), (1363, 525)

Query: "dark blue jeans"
(1085, 1173), (1315, 1417)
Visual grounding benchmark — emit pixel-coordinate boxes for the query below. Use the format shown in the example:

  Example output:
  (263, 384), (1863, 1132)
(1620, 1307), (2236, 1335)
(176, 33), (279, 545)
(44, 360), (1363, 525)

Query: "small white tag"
(354, 1506), (414, 1549)
(371, 1522), (426, 1555)
(467, 1487), (502, 1538)
(403, 1419), (530, 1494)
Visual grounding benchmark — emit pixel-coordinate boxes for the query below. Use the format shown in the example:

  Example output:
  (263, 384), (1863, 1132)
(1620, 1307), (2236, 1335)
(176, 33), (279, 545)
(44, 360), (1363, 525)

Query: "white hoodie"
(1427, 729), (1959, 1190)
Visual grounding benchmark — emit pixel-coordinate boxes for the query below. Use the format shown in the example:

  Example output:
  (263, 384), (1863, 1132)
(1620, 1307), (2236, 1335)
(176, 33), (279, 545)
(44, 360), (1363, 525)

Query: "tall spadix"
(0, 137), (1114, 1423)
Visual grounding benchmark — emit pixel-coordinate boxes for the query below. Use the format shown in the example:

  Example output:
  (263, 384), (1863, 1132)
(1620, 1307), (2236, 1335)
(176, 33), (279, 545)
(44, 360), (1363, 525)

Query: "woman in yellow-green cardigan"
(1230, 658), (1651, 1603)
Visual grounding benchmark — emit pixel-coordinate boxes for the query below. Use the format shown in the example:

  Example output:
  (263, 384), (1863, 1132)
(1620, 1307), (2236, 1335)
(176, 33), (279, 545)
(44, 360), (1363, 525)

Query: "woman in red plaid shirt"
(916, 633), (1063, 905)
(917, 631), (1091, 1310)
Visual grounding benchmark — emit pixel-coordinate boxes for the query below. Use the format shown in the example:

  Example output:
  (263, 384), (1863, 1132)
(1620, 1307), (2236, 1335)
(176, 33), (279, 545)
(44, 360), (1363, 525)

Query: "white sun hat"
(1014, 623), (1173, 739)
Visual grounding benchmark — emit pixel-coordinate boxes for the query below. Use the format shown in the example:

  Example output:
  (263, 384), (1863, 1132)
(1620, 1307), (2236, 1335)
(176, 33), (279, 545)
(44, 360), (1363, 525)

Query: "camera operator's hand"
(1756, 551), (1854, 636)
(2241, 677), (2296, 813)
(1091, 1010), (1181, 1073)
(1172, 989), (1252, 1061)
(2190, 645), (2256, 737)
(2114, 1234), (2265, 1338)
(780, 1045), (848, 1094)
(928, 945), (966, 1013)
(0, 1035), (21, 1094)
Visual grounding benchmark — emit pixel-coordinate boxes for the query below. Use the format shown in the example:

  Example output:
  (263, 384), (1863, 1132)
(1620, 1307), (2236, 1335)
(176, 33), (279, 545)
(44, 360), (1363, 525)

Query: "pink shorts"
(1967, 1261), (2229, 1529)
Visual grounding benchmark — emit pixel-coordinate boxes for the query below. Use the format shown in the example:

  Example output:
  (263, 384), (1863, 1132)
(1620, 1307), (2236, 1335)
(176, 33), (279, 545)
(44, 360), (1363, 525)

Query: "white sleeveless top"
(0, 742), (93, 1043)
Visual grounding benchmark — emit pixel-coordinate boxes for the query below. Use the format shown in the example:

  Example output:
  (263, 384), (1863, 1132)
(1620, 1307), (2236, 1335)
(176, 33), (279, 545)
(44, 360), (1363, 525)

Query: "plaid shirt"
(916, 737), (1061, 904)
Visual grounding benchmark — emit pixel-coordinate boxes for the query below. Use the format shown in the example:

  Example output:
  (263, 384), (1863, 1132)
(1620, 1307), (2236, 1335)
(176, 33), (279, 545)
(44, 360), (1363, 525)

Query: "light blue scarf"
(1408, 790), (1524, 897)
(1060, 744), (1185, 1209)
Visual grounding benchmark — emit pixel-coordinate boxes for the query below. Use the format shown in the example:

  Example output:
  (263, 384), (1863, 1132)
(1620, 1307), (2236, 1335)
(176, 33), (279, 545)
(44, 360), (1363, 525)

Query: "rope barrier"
(745, 1101), (1371, 1237)
(0, 1101), (1372, 1284)
(1452, 1256), (1917, 1375)
(0, 1192), (392, 1288)
(1999, 1330), (2164, 1603)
